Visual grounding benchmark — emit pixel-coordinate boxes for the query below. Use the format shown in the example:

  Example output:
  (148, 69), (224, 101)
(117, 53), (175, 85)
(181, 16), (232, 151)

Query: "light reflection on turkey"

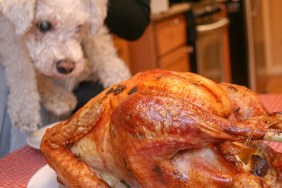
(41, 69), (282, 188)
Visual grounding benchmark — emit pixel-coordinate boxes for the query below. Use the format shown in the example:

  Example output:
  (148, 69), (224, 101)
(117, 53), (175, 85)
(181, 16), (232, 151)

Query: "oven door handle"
(196, 18), (229, 33)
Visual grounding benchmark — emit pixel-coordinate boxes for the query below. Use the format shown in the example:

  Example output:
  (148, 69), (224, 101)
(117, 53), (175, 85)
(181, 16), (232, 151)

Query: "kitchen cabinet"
(112, 35), (131, 68)
(128, 3), (192, 74)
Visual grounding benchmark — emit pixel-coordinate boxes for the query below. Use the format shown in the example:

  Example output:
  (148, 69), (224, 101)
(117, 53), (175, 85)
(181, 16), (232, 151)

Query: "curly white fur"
(0, 0), (131, 133)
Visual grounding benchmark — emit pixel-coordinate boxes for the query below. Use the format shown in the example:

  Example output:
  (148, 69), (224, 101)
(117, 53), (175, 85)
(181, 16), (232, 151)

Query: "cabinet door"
(159, 46), (190, 72)
(155, 14), (187, 56)
(112, 35), (131, 68)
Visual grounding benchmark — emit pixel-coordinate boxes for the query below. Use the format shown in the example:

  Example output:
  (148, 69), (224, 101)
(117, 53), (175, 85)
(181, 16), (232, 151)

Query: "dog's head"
(1, 0), (107, 78)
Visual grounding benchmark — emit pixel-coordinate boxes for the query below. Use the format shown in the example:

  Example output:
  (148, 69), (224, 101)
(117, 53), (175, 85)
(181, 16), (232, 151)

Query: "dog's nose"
(56, 59), (75, 74)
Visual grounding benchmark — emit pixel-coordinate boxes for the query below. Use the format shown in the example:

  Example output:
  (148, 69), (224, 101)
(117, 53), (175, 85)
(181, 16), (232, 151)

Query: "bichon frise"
(0, 0), (131, 133)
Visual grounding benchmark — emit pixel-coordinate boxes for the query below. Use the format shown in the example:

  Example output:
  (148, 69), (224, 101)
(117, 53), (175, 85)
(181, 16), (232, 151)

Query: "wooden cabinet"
(112, 35), (131, 68)
(128, 4), (191, 74)
(159, 46), (190, 72)
(155, 15), (187, 56)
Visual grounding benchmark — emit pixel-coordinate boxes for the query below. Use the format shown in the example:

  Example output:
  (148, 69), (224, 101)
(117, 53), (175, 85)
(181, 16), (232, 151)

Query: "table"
(0, 146), (45, 187)
(1, 94), (282, 187)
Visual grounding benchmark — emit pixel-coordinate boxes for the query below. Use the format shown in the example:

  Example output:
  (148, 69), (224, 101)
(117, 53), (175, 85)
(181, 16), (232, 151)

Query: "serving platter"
(27, 164), (58, 188)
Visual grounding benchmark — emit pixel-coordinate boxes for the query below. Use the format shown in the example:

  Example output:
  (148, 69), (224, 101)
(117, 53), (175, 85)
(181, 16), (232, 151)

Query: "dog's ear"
(84, 0), (108, 33)
(0, 0), (36, 35)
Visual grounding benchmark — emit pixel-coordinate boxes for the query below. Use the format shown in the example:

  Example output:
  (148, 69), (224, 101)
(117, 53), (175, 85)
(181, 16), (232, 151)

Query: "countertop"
(151, 3), (191, 21)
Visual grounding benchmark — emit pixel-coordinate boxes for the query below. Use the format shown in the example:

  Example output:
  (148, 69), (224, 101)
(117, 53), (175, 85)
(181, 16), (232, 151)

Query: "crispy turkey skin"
(41, 69), (282, 188)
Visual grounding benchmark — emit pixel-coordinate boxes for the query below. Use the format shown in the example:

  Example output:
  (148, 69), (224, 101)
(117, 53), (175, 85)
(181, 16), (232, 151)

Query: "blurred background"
(113, 0), (282, 93)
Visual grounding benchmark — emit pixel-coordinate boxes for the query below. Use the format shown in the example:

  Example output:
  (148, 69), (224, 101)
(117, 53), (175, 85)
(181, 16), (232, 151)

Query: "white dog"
(0, 0), (131, 133)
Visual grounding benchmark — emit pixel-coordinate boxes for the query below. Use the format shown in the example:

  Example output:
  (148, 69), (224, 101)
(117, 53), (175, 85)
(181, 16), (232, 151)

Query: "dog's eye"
(36, 21), (52, 33)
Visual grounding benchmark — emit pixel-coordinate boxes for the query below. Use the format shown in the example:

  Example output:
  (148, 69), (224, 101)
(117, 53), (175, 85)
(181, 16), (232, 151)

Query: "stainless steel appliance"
(170, 0), (231, 83)
(191, 0), (231, 82)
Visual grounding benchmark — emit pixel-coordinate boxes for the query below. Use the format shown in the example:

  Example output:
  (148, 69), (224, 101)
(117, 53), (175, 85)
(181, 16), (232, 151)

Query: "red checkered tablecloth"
(0, 146), (46, 187)
(260, 94), (282, 113)
(0, 94), (281, 187)
(260, 94), (282, 152)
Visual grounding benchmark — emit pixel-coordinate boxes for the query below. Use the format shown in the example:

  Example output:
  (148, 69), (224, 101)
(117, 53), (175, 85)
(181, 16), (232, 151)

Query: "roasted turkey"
(41, 69), (282, 188)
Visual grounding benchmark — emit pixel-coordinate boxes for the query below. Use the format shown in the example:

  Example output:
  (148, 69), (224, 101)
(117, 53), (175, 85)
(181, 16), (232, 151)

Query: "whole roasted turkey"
(41, 69), (282, 188)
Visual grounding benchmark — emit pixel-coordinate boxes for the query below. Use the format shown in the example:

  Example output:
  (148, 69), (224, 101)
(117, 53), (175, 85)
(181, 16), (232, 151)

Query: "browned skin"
(219, 82), (267, 121)
(41, 69), (282, 188)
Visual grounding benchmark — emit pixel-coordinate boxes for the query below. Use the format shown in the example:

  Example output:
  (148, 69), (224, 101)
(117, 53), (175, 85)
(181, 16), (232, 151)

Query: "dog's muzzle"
(56, 59), (75, 74)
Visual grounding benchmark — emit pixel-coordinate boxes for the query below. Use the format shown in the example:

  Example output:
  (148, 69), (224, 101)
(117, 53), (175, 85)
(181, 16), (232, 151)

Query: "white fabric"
(0, 64), (12, 157)
(0, 65), (28, 156)
(0, 65), (64, 156)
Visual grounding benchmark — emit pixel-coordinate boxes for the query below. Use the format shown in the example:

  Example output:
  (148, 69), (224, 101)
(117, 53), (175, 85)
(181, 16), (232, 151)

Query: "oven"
(176, 0), (231, 83)
(196, 16), (230, 82)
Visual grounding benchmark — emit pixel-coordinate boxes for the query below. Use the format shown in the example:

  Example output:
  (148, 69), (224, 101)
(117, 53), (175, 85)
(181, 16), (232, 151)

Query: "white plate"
(27, 164), (59, 188)
(26, 122), (60, 149)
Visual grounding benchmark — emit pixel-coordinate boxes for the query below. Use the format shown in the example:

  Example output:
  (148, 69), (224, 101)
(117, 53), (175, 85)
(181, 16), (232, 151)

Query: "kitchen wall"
(246, 0), (282, 93)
